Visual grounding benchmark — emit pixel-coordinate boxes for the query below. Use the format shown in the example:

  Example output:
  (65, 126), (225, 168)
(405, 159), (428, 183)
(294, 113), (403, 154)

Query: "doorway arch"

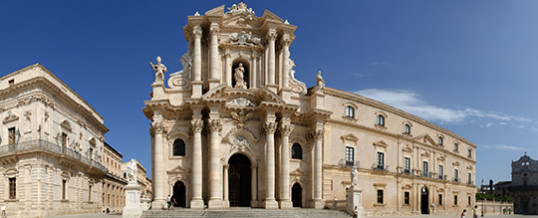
(421, 186), (429, 214)
(292, 183), (302, 207)
(228, 153), (251, 207)
(173, 181), (186, 207)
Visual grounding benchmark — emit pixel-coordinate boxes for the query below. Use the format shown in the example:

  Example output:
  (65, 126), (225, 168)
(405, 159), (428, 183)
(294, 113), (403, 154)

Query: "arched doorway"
(173, 181), (186, 207)
(421, 186), (429, 214)
(228, 153), (251, 207)
(292, 183), (302, 207)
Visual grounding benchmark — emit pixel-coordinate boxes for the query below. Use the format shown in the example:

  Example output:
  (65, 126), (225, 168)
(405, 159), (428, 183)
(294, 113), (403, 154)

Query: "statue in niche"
(316, 70), (325, 93)
(150, 56), (167, 83)
(351, 166), (359, 187)
(234, 63), (247, 89)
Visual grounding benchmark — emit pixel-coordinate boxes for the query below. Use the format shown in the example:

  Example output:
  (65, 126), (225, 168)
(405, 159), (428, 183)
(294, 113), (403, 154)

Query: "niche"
(231, 59), (250, 89)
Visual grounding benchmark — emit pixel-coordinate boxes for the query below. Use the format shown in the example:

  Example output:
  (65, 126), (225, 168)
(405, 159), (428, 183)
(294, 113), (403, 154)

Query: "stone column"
(151, 117), (166, 209)
(190, 117), (204, 209)
(263, 115), (278, 209)
(223, 164), (229, 207)
(251, 165), (258, 207)
(267, 29), (277, 88)
(312, 129), (325, 209)
(281, 35), (291, 89)
(209, 23), (220, 89)
(192, 25), (203, 98)
(251, 51), (258, 88)
(225, 50), (232, 87)
(279, 120), (293, 209)
(208, 118), (222, 208)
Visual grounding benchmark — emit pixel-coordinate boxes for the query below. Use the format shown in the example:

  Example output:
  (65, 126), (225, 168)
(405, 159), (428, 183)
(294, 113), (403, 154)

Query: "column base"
(191, 81), (203, 98)
(151, 198), (166, 210)
(190, 199), (205, 209)
(310, 199), (325, 209)
(250, 200), (258, 208)
(223, 200), (230, 208)
(208, 199), (223, 209)
(266, 84), (278, 94)
(279, 200), (293, 209)
(263, 199), (279, 209)
(209, 79), (220, 90)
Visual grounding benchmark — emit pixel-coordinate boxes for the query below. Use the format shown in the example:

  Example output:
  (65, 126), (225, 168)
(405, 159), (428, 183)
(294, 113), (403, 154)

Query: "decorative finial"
(194, 11), (200, 16)
(284, 19), (289, 24)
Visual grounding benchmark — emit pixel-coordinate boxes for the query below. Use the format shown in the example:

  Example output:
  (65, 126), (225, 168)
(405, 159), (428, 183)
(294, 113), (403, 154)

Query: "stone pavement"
(370, 215), (538, 218)
(47, 213), (121, 218)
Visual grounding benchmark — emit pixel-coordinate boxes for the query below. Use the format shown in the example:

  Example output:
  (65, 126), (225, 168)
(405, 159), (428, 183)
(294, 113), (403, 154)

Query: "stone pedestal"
(347, 186), (365, 218)
(123, 182), (143, 218)
(264, 199), (279, 209)
(141, 198), (151, 211)
(310, 199), (325, 209)
(279, 200), (293, 209)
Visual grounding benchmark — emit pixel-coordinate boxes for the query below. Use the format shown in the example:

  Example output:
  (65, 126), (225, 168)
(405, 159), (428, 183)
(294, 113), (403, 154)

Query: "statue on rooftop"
(150, 56), (167, 83)
(316, 70), (325, 92)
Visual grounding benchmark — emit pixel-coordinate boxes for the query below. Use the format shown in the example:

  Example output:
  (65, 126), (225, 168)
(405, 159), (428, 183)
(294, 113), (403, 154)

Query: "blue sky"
(1, 1), (537, 185)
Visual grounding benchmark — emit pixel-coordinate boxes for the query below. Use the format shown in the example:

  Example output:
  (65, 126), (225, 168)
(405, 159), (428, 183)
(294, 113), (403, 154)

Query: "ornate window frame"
(343, 102), (358, 121)
(375, 111), (387, 129)
(167, 131), (190, 159)
(402, 121), (412, 136)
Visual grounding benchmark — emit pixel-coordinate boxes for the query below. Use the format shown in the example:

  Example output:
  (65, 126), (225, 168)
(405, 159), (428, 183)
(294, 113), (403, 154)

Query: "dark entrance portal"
(421, 186), (429, 214)
(228, 154), (251, 206)
(292, 183), (302, 207)
(173, 181), (186, 207)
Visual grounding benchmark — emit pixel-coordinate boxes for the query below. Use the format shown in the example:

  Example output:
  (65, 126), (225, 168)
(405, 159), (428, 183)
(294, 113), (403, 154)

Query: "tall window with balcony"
(345, 106), (354, 118)
(377, 152), (385, 170)
(404, 157), (411, 174)
(9, 177), (16, 199)
(438, 165), (444, 179)
(422, 161), (429, 177)
(345, 147), (354, 166)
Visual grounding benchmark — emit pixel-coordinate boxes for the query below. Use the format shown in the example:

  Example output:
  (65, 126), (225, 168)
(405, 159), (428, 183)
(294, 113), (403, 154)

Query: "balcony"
(338, 159), (360, 168)
(372, 163), (389, 171)
(438, 175), (448, 180)
(468, 180), (474, 185)
(0, 139), (107, 174)
(399, 168), (415, 175)
(422, 171), (433, 178)
(453, 177), (460, 183)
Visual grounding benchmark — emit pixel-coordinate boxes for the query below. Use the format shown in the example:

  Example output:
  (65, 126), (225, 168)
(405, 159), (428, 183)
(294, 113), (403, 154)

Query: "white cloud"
(350, 73), (365, 78)
(485, 122), (493, 128)
(481, 145), (527, 151)
(354, 88), (531, 124)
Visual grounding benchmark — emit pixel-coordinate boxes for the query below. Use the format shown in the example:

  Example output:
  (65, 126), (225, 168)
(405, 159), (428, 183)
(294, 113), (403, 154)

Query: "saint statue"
(150, 56), (167, 83)
(316, 70), (325, 92)
(351, 166), (359, 187)
(127, 161), (138, 183)
(234, 63), (247, 89)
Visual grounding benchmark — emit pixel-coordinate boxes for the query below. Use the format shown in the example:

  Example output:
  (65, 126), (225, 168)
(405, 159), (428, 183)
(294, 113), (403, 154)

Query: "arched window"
(173, 139), (185, 156)
(404, 124), (411, 134)
(377, 115), (385, 126)
(291, 143), (302, 159)
(345, 106), (355, 118)
(438, 137), (443, 145)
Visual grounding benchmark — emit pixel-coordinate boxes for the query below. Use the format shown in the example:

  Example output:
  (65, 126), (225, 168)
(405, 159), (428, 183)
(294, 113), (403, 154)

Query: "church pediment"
(290, 168), (306, 176)
(413, 134), (436, 146)
(205, 5), (225, 16)
(167, 165), (190, 174)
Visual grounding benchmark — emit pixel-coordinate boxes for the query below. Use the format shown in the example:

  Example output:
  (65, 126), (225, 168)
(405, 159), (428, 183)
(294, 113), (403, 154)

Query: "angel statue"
(150, 56), (167, 83)
(127, 161), (138, 183)
(234, 63), (247, 89)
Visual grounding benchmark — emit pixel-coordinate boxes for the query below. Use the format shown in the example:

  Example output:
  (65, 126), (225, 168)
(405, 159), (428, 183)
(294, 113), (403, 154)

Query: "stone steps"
(141, 208), (351, 218)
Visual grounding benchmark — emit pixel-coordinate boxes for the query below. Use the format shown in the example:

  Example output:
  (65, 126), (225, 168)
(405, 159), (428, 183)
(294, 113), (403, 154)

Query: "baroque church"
(143, 3), (477, 216)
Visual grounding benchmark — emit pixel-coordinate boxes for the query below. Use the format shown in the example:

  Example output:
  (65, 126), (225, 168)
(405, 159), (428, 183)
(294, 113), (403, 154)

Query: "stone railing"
(476, 200), (513, 215)
(0, 139), (107, 173)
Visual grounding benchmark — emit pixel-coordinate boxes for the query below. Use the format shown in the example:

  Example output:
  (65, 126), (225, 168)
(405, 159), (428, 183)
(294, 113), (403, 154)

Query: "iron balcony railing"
(454, 177), (460, 183)
(422, 171), (433, 178)
(372, 163), (389, 171)
(399, 168), (415, 175)
(0, 139), (107, 173)
(468, 180), (474, 185)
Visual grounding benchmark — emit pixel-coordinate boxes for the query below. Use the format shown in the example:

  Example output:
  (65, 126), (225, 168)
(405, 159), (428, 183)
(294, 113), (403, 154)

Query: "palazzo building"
(102, 142), (127, 213)
(0, 64), (109, 217)
(143, 3), (477, 216)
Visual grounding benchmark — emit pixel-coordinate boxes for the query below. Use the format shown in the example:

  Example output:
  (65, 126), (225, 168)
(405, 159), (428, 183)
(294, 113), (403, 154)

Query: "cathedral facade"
(143, 3), (477, 215)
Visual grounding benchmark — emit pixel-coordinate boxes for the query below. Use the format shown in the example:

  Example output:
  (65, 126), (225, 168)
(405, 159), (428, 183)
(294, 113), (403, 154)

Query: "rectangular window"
(468, 196), (471, 206)
(89, 185), (92, 201)
(423, 161), (429, 176)
(404, 157), (410, 173)
(345, 147), (354, 166)
(61, 133), (68, 147)
(454, 169), (459, 182)
(62, 179), (67, 200)
(377, 189), (384, 204)
(377, 152), (384, 169)
(439, 165), (444, 179)
(345, 106), (354, 118)
(439, 194), (443, 205)
(468, 149), (472, 158)
(468, 173), (472, 185)
(89, 148), (93, 160)
(8, 127), (16, 144)
(404, 191), (410, 205)
(454, 195), (458, 205)
(9, 178), (16, 199)
(454, 143), (459, 151)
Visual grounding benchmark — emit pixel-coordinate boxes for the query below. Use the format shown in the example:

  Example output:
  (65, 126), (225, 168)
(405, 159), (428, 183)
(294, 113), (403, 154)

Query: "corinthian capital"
(151, 121), (164, 134)
(209, 24), (219, 36)
(191, 119), (204, 133)
(267, 29), (277, 41)
(311, 129), (324, 140)
(193, 25), (203, 39)
(209, 119), (222, 133)
(263, 121), (277, 135)
(281, 35), (291, 47)
(279, 123), (293, 136)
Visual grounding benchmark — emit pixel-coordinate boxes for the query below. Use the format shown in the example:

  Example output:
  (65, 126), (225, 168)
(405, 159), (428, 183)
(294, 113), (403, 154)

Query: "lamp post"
(481, 179), (484, 217)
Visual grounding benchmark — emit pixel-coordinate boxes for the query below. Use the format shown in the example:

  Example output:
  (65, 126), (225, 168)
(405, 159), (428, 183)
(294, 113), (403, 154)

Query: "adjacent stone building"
(102, 142), (127, 213)
(143, 3), (477, 216)
(0, 64), (109, 217)
(510, 154), (538, 214)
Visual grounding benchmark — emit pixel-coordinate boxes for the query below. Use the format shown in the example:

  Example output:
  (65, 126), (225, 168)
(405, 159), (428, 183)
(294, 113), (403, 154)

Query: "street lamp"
(481, 179), (484, 217)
